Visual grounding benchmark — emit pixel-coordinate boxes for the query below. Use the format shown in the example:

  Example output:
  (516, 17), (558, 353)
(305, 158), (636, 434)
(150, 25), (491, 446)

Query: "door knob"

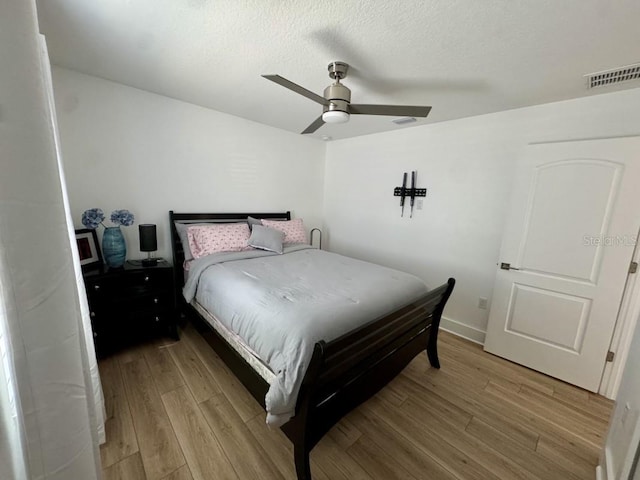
(500, 262), (520, 271)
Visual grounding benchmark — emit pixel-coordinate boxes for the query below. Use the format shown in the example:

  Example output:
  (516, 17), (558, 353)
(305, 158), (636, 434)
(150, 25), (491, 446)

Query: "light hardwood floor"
(99, 323), (613, 480)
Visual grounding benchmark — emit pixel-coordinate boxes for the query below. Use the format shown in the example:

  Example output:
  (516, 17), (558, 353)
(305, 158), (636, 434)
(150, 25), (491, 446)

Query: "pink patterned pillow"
(261, 218), (307, 245)
(187, 223), (250, 259)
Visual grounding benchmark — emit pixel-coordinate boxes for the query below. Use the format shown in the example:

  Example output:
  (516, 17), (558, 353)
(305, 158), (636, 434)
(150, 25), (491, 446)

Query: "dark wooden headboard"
(168, 211), (291, 308)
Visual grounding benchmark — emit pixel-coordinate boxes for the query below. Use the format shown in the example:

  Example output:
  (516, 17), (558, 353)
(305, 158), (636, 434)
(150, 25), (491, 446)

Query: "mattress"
(183, 245), (428, 425)
(191, 299), (275, 383)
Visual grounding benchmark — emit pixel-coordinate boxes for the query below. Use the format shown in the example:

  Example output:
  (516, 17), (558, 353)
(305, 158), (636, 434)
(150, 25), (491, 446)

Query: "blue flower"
(81, 208), (135, 228)
(81, 208), (105, 229)
(110, 209), (135, 227)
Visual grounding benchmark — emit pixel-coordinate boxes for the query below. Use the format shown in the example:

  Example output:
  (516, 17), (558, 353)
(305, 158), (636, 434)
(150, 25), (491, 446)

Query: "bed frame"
(169, 211), (455, 480)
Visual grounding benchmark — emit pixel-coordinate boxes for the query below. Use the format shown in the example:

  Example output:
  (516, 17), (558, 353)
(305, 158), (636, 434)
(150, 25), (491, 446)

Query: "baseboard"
(440, 316), (486, 345)
(598, 446), (614, 480)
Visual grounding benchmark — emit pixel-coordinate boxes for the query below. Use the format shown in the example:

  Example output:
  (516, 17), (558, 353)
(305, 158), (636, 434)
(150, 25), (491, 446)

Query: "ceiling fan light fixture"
(322, 110), (349, 124)
(322, 110), (349, 123)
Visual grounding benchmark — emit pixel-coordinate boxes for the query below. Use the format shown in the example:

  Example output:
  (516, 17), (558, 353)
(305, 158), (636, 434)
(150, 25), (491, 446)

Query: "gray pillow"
(248, 225), (285, 254)
(247, 216), (262, 231)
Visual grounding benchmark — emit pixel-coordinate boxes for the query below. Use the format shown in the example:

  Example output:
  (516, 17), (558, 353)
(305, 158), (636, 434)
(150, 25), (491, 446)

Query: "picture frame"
(75, 228), (103, 271)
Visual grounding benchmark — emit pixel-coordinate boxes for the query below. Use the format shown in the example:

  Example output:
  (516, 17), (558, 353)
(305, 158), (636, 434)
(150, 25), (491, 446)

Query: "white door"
(484, 137), (640, 392)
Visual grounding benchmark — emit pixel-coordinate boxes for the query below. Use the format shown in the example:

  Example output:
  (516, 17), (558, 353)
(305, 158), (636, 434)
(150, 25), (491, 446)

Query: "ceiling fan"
(262, 62), (432, 134)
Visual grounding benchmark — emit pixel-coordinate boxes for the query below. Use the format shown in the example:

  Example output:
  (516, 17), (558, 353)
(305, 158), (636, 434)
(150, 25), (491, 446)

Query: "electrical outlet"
(478, 297), (488, 309)
(416, 199), (424, 210)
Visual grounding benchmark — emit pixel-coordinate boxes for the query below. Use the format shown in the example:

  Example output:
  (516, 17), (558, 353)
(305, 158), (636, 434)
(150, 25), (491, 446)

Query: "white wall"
(52, 67), (326, 262)
(601, 317), (640, 479)
(323, 87), (640, 342)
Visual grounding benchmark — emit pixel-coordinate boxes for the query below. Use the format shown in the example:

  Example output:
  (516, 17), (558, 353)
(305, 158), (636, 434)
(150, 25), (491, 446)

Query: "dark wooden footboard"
(169, 211), (455, 480)
(281, 279), (455, 479)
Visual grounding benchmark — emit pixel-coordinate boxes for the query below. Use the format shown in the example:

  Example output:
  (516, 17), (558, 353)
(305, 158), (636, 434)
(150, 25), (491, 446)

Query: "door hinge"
(630, 261), (638, 274)
(606, 351), (615, 362)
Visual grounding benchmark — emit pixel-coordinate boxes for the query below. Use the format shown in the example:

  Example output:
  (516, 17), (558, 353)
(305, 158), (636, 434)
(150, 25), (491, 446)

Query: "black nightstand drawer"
(86, 270), (171, 301)
(124, 270), (172, 296)
(83, 259), (178, 357)
(95, 291), (171, 311)
(136, 310), (171, 328)
(85, 277), (122, 301)
(131, 292), (172, 310)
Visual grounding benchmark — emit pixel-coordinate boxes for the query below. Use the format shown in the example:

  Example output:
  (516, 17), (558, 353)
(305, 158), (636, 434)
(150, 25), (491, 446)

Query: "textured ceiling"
(37, 0), (640, 140)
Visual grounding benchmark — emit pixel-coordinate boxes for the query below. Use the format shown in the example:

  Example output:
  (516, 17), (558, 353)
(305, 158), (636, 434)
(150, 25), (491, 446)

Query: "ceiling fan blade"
(262, 75), (328, 106)
(301, 116), (325, 134)
(349, 104), (432, 117)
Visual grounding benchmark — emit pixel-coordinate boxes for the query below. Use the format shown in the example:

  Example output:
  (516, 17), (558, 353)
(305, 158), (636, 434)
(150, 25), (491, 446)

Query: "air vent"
(585, 63), (640, 89)
(392, 117), (417, 125)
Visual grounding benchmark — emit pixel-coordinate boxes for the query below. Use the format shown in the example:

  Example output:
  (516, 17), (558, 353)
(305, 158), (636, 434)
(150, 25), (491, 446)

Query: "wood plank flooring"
(98, 324), (613, 480)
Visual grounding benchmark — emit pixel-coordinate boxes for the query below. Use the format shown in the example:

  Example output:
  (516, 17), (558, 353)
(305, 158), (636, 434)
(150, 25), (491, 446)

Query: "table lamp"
(139, 224), (158, 266)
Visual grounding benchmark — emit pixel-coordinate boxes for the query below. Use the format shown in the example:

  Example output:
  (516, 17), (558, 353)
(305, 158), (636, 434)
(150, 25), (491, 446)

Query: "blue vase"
(102, 227), (126, 268)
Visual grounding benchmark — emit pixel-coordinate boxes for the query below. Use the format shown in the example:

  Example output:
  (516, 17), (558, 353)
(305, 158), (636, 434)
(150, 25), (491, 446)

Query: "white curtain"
(0, 1), (103, 479)
(39, 36), (106, 448)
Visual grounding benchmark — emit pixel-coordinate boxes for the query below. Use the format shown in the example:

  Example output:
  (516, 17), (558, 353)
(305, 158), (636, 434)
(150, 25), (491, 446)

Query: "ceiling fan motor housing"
(323, 83), (351, 113)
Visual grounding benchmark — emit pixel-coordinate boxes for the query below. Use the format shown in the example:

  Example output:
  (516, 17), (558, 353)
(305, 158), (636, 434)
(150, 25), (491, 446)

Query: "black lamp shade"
(139, 224), (157, 252)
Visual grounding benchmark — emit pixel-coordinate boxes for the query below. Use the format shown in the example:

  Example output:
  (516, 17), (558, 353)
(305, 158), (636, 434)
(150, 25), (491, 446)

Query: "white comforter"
(183, 246), (428, 425)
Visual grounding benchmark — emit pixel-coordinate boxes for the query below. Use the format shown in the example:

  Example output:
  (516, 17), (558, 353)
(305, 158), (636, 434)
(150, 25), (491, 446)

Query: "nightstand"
(83, 260), (179, 357)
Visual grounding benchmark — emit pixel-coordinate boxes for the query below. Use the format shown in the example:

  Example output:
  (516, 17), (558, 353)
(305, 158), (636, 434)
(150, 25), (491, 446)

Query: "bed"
(169, 211), (455, 480)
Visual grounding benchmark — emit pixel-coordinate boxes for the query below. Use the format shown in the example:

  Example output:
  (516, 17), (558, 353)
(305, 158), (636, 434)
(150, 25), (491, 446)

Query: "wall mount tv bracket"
(394, 170), (426, 217)
(393, 187), (427, 197)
